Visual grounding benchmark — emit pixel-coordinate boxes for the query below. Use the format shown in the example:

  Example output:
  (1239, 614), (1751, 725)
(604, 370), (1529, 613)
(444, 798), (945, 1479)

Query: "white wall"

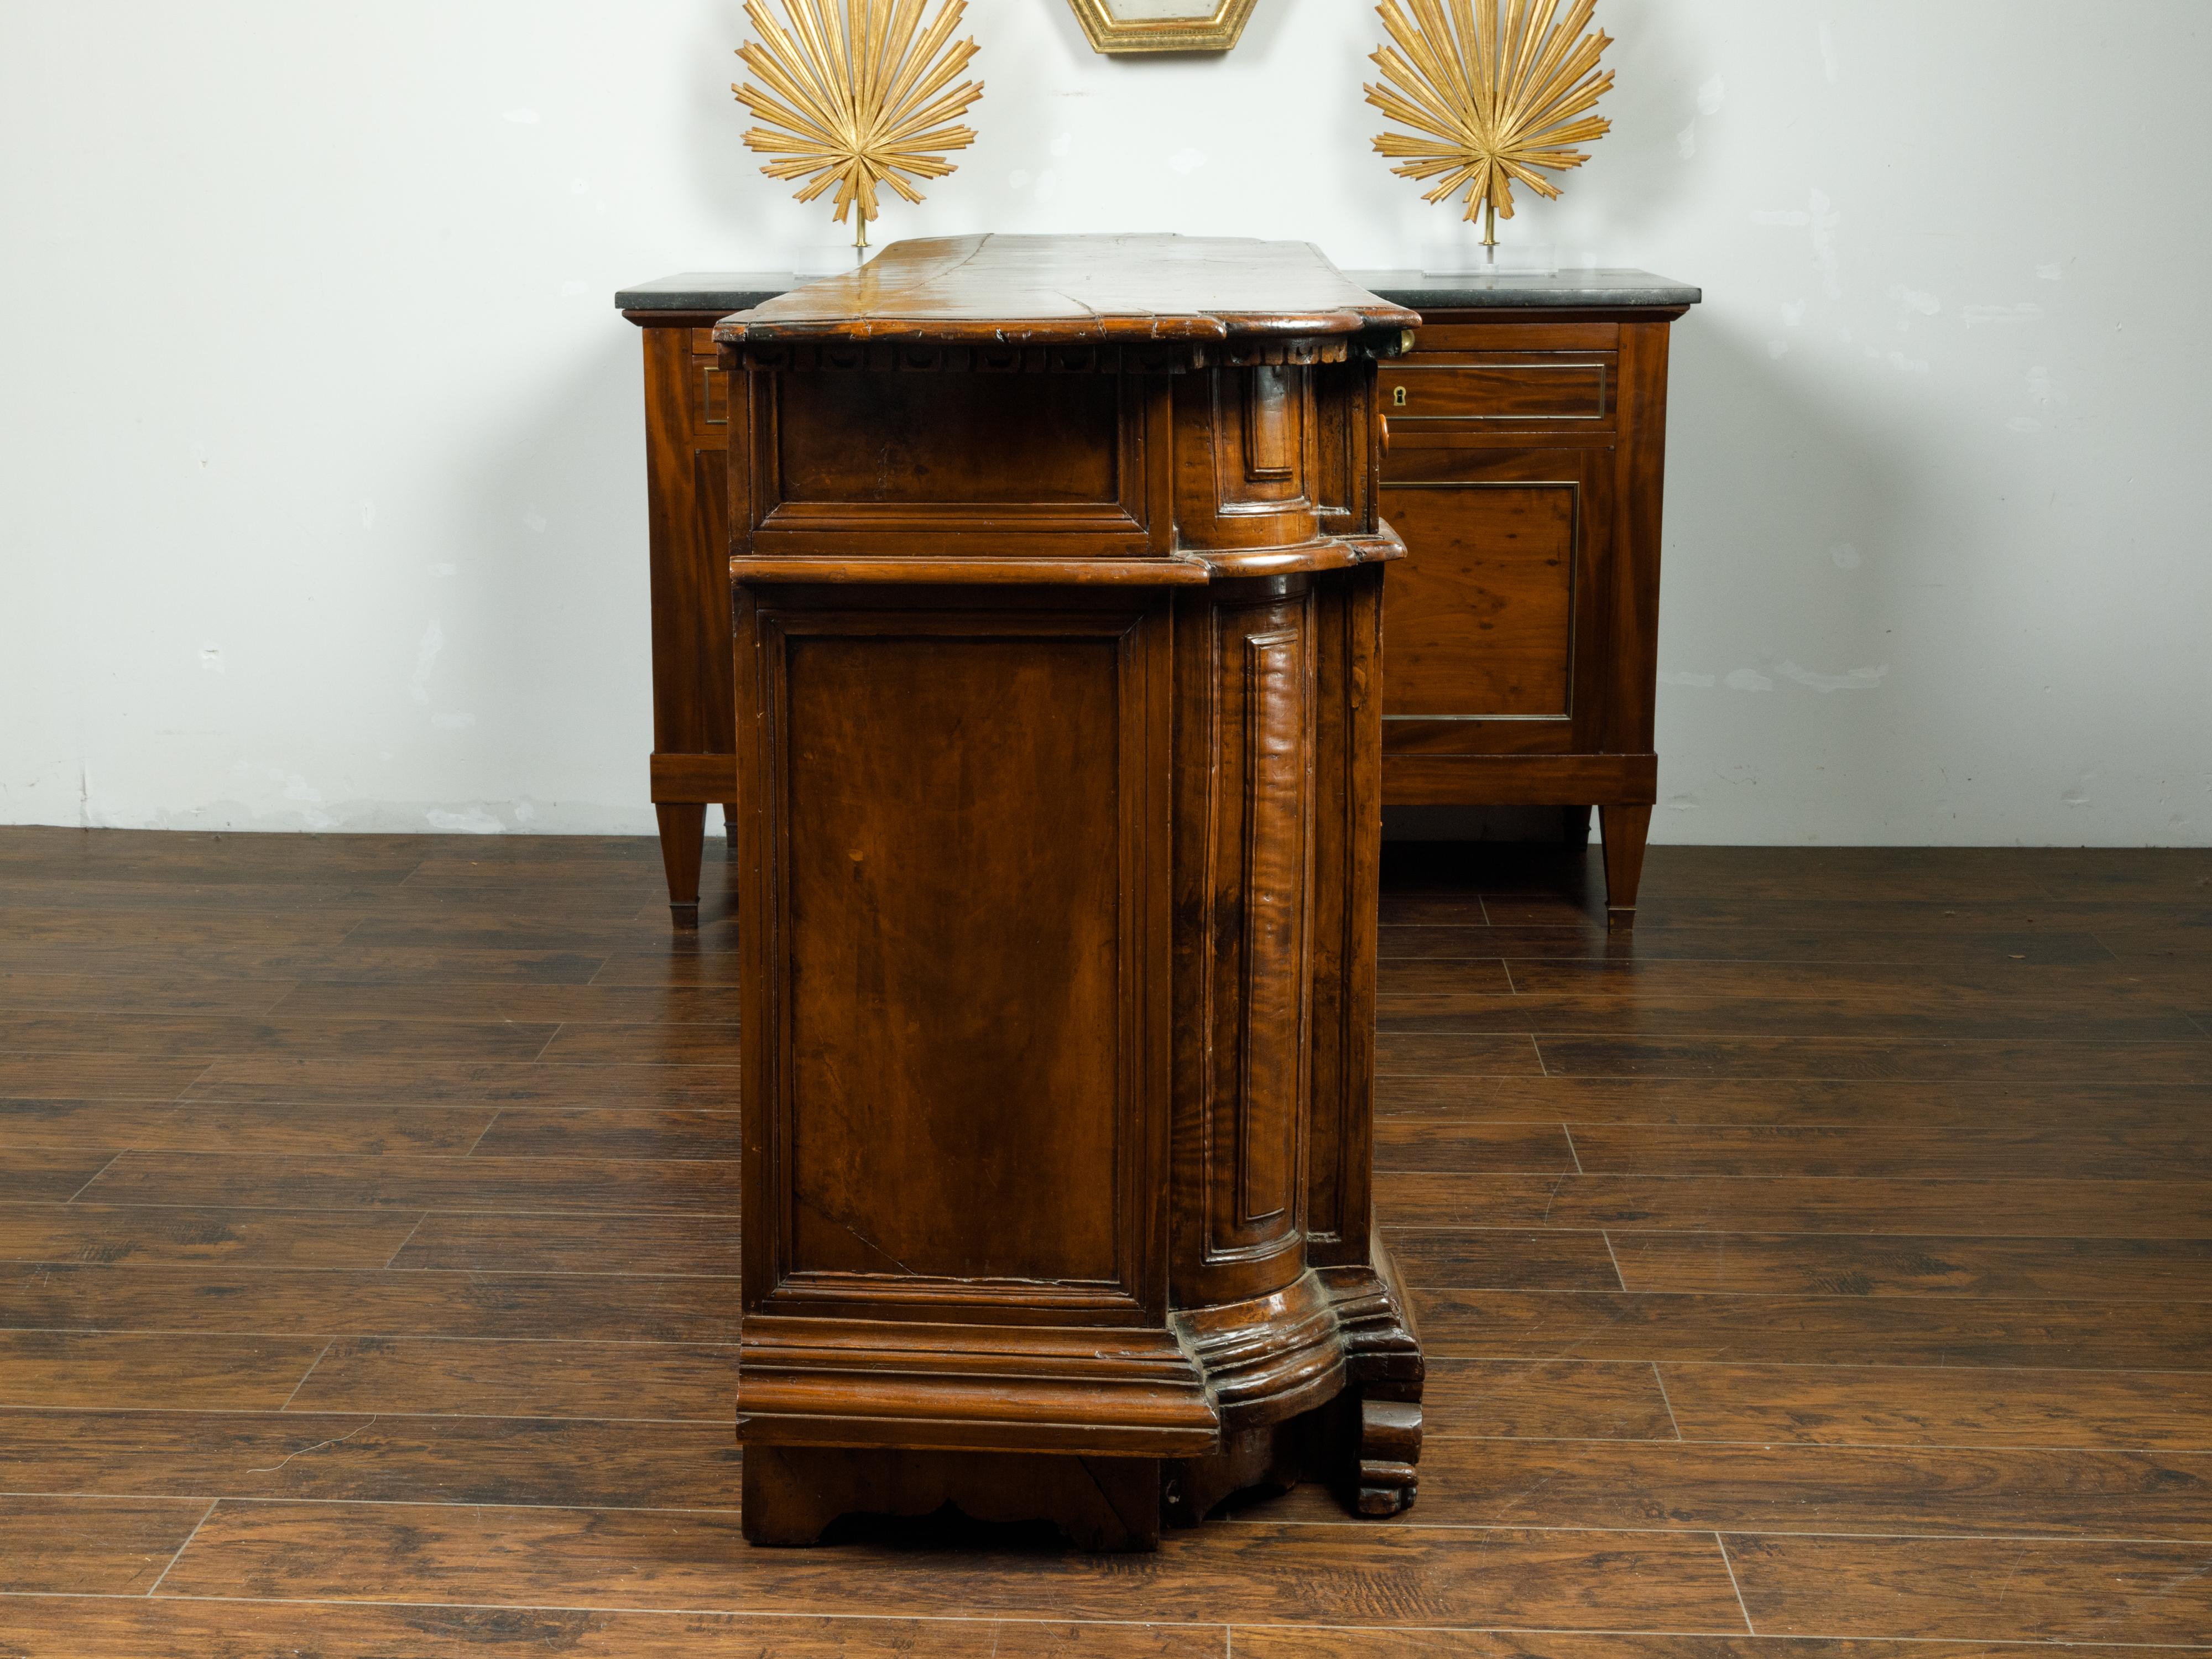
(4, 0), (2206, 843)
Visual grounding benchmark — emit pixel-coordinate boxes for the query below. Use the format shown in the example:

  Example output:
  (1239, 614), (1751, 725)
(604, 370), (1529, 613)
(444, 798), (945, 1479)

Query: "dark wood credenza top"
(616, 253), (1702, 322)
(710, 234), (1420, 345)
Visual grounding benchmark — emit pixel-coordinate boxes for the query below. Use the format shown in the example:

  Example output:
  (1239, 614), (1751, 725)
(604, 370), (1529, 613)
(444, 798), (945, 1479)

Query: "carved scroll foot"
(1351, 1391), (1422, 1516)
(1317, 1227), (1426, 1519)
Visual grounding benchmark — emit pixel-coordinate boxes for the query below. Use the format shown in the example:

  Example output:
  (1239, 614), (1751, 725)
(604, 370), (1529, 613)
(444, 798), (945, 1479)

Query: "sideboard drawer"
(1380, 356), (1615, 428)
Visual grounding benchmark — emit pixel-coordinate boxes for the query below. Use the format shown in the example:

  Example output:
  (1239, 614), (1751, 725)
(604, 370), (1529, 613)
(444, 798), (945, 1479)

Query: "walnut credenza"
(619, 267), (1698, 927)
(706, 233), (1421, 1550)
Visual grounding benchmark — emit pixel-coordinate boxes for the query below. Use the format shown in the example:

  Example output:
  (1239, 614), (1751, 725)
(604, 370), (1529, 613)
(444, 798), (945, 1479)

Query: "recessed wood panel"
(775, 372), (1121, 506)
(1380, 482), (1577, 720)
(780, 630), (1128, 1288)
(698, 365), (729, 427)
(1243, 367), (1297, 481)
(1190, 596), (1316, 1277)
(1236, 627), (1309, 1228)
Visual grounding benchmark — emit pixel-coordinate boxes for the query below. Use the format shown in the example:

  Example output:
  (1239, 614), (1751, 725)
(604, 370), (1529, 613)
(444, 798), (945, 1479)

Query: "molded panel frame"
(744, 367), (1173, 561)
(735, 586), (1176, 1328)
(1378, 444), (1618, 757)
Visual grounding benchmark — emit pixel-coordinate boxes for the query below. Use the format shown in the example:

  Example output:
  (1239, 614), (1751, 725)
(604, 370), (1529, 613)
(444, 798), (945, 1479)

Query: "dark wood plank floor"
(1, 826), (2208, 1655)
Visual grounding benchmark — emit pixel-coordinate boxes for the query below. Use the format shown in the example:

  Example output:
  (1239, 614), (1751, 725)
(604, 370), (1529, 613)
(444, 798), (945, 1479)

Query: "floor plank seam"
(140, 1498), (219, 1599)
(59, 1152), (124, 1207)
(1648, 1363), (1684, 1440)
(1713, 1530), (1756, 1634)
(274, 1341), (334, 1411)
(169, 1062), (220, 1106)
(1596, 1227), (1628, 1291)
(377, 1214), (430, 1269)
(462, 1112), (504, 1157)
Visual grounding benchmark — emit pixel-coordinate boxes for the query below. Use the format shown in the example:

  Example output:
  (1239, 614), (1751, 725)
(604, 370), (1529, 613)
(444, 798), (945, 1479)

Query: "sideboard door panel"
(745, 597), (1172, 1320)
(1384, 481), (1575, 717)
(1379, 446), (1616, 758)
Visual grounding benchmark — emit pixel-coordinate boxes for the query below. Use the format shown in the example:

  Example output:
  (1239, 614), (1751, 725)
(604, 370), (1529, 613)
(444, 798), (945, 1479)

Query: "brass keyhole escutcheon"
(1392, 385), (1408, 408)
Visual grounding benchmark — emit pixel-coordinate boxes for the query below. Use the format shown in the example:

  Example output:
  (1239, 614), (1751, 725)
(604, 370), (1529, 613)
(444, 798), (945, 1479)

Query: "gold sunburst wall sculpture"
(733, 0), (984, 251)
(1366, 0), (1615, 247)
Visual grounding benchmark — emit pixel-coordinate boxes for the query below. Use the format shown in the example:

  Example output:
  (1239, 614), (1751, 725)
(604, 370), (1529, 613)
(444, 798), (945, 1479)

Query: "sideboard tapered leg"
(654, 802), (707, 928)
(1599, 803), (1653, 930)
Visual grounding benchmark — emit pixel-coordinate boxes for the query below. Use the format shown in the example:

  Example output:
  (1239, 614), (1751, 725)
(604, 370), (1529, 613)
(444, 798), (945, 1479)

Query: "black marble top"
(1345, 268), (1699, 310)
(615, 267), (1699, 316)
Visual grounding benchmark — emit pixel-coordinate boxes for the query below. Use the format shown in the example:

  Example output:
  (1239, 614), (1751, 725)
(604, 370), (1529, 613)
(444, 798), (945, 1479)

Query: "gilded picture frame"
(1065, 0), (1258, 54)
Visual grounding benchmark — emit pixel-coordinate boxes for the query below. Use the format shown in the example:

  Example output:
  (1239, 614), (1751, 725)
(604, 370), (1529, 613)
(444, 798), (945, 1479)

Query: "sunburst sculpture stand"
(1366, 0), (1614, 269)
(733, 0), (984, 256)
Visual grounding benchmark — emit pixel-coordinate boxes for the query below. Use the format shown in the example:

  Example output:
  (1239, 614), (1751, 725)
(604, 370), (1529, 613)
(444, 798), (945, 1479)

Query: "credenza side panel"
(737, 589), (1173, 1325)
(641, 324), (737, 782)
(1605, 320), (1674, 758)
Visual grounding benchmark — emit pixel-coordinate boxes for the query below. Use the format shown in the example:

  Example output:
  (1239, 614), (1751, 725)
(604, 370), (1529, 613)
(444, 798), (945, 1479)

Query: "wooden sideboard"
(619, 268), (1698, 925)
(712, 234), (1422, 1549)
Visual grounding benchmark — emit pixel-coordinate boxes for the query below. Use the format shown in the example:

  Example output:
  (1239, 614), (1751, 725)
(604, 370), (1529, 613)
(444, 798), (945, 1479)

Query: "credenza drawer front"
(1381, 356), (1614, 426)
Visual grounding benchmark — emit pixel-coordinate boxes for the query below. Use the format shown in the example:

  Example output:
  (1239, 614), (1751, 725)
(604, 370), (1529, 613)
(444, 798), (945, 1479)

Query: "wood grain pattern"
(76, 1151), (740, 1213)
(1411, 1288), (2212, 1368)
(1378, 1172), (2212, 1235)
(0, 1408), (740, 1510)
(1375, 1074), (2212, 1128)
(0, 1494), (210, 1595)
(0, 1145), (124, 1202)
(1726, 1533), (2212, 1644)
(1255, 1436), (2212, 1541)
(152, 1503), (1747, 1629)
(0, 1051), (212, 1100)
(1233, 1634), (2165, 1658)
(181, 1056), (744, 1108)
(1420, 1358), (1678, 1441)
(1661, 1363), (2212, 1451)
(387, 1211), (740, 1276)
(1408, 1123), (2212, 1179)
(0, 1332), (323, 1411)
(1611, 1231), (2212, 1297)
(0, 1203), (427, 1269)
(2, 831), (2209, 1646)
(285, 1337), (733, 1421)
(0, 1263), (738, 1342)
(0, 1601), (1233, 1658)
(0, 1099), (179, 1148)
(1383, 1227), (1622, 1289)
